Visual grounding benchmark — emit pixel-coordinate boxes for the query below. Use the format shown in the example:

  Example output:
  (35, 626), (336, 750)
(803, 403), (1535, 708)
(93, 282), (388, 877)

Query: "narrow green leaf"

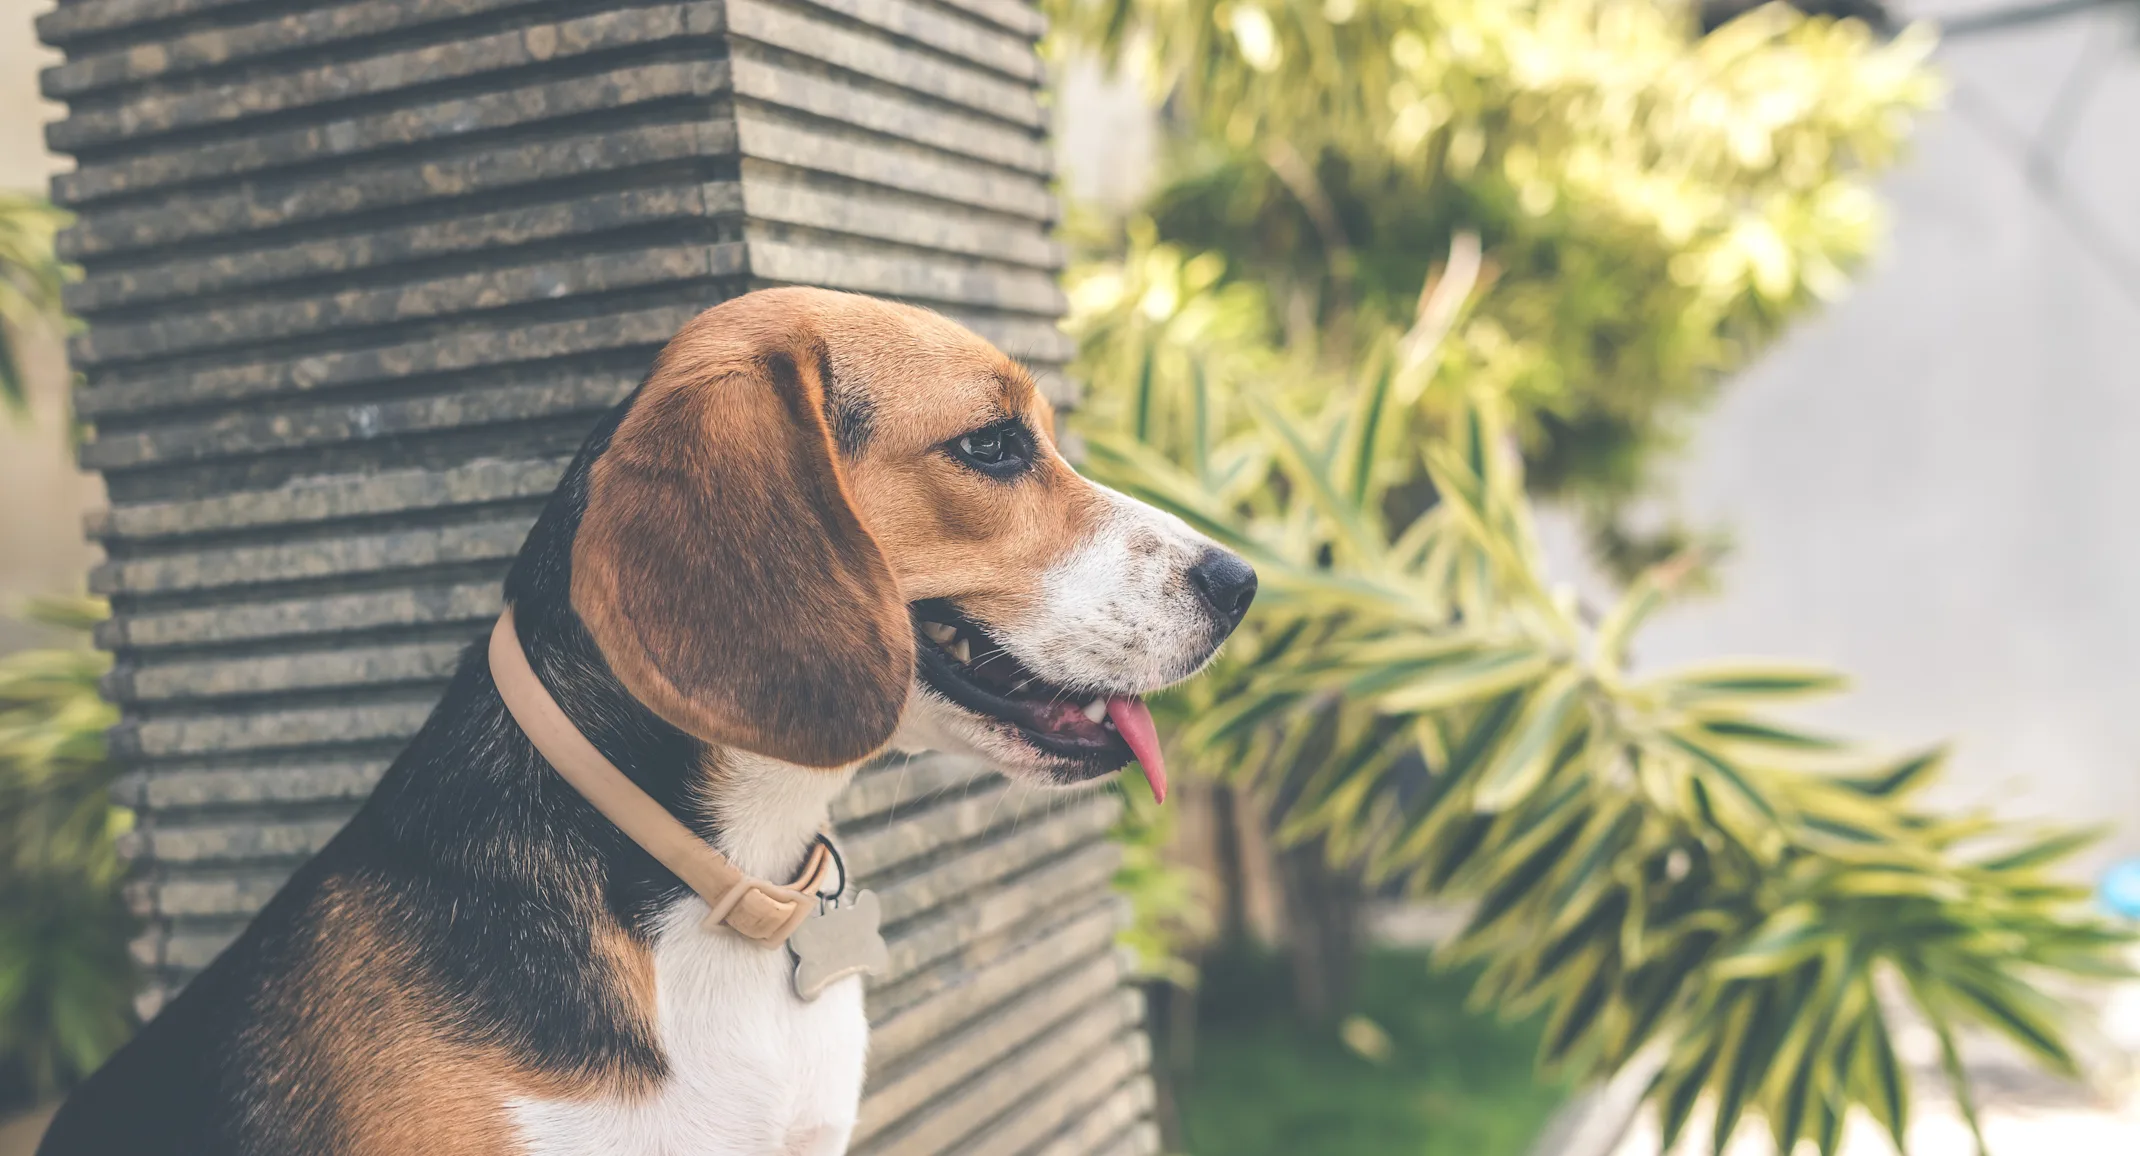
(1711, 904), (1828, 981)
(1861, 1010), (1910, 1151)
(1693, 715), (1843, 751)
(0, 326), (24, 415)
(1593, 567), (1669, 674)
(1665, 731), (1780, 822)
(1541, 804), (1643, 918)
(1377, 692), (1525, 865)
(1773, 1044), (1817, 1156)
(1714, 979), (1792, 1155)
(1652, 663), (1848, 705)
(1245, 392), (1381, 561)
(1528, 888), (1630, 1011)
(1617, 930), (1720, 1066)
(1947, 973), (2075, 1072)
(1375, 647), (1554, 713)
(1767, 957), (1849, 1156)
(1835, 747), (1945, 798)
(1473, 668), (1586, 811)
(1542, 958), (1617, 1066)
(1657, 1034), (1724, 1153)
(1132, 341), (1155, 443)
(1461, 812), (1587, 937)
(1348, 358), (1393, 505)
(1929, 1008), (1988, 1156)
(1425, 814), (1496, 892)
(1977, 828), (2103, 874)
(1814, 1091), (1845, 1156)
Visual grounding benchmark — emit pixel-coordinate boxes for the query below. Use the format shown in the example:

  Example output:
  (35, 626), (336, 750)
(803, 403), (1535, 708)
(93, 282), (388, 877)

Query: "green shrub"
(0, 194), (69, 416)
(1058, 6), (2126, 1152)
(1182, 950), (1569, 1156)
(0, 598), (133, 1108)
(1072, 238), (2130, 1155)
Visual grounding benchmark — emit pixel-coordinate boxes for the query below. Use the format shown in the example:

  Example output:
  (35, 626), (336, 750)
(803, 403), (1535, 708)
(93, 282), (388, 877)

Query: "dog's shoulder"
(35, 946), (238, 1156)
(36, 848), (342, 1156)
(39, 810), (662, 1156)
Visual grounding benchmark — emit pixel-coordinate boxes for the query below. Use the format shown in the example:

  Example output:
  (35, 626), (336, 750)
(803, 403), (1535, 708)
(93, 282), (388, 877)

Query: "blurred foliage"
(1048, 0), (1940, 565)
(1047, 5), (2111, 1151)
(0, 597), (133, 1107)
(1066, 234), (2130, 1154)
(0, 187), (119, 1109)
(1113, 773), (1215, 988)
(0, 194), (70, 417)
(1181, 949), (1568, 1155)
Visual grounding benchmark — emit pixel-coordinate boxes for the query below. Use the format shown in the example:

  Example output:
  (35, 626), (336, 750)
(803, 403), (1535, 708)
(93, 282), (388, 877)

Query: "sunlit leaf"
(1054, 32), (2121, 1144)
(1651, 663), (1848, 706)
(1472, 668), (1587, 811)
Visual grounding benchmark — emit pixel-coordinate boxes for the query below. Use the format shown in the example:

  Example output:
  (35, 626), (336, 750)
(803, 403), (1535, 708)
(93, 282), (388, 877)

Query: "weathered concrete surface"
(39, 0), (1148, 1149)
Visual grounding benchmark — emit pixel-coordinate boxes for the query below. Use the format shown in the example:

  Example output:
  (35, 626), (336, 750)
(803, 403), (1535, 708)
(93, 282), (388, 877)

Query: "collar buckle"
(703, 839), (837, 942)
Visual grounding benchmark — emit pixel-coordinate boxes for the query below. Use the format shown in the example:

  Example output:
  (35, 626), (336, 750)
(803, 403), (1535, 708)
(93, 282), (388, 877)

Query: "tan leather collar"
(488, 608), (836, 948)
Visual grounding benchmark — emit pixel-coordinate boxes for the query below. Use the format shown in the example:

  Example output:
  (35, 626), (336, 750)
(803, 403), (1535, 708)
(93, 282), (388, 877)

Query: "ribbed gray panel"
(40, 0), (1141, 1149)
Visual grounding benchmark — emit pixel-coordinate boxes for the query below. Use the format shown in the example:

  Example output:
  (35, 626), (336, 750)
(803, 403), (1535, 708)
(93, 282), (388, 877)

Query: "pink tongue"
(1104, 697), (1167, 804)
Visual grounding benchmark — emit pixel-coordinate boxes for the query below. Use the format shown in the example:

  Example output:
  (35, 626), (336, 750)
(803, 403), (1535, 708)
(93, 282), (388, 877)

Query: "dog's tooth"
(952, 637), (972, 664)
(1081, 699), (1107, 723)
(922, 621), (958, 644)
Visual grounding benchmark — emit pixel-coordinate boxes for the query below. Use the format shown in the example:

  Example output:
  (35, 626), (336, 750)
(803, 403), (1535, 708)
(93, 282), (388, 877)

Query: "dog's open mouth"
(910, 599), (1168, 801)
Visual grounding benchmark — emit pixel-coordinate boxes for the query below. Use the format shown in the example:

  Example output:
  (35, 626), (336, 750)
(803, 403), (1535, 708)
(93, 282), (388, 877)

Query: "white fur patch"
(892, 481), (1235, 779)
(508, 757), (867, 1156)
(1013, 483), (1225, 691)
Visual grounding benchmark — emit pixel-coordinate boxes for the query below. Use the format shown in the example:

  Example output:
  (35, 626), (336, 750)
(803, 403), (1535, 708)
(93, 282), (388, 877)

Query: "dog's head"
(570, 287), (1254, 795)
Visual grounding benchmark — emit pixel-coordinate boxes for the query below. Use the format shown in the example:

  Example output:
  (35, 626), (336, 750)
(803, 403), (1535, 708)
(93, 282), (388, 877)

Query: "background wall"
(1634, 0), (2140, 867)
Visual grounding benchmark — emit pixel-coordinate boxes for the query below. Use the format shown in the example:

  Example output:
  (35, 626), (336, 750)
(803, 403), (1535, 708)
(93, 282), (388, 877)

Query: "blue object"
(2101, 858), (2140, 919)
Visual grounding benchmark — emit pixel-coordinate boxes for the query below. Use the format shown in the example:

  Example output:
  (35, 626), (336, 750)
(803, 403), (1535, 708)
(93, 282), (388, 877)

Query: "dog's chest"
(509, 895), (869, 1156)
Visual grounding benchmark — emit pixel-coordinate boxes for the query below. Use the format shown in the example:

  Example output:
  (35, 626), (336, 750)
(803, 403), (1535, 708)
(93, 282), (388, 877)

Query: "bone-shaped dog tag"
(790, 889), (889, 1001)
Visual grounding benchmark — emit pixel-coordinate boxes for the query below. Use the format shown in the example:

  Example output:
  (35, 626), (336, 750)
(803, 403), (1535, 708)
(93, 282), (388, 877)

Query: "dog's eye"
(949, 422), (1031, 478)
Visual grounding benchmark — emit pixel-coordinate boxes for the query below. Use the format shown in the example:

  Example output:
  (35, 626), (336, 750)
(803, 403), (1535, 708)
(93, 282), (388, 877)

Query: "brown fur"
(250, 880), (657, 1155)
(573, 303), (913, 767)
(573, 288), (1111, 769)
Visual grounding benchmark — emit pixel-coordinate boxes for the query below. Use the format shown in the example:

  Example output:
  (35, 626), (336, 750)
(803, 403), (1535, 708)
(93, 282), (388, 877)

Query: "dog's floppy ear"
(571, 329), (911, 768)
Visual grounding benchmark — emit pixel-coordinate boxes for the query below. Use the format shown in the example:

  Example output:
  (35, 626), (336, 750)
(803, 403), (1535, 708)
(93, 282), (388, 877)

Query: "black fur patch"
(37, 384), (755, 1156)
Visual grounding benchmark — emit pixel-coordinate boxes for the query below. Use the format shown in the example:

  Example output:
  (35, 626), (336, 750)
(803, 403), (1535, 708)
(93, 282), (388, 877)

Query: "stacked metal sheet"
(37, 0), (1153, 1150)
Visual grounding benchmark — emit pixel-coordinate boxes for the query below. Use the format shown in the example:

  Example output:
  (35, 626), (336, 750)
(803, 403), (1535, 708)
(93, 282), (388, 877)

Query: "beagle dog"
(40, 288), (1255, 1156)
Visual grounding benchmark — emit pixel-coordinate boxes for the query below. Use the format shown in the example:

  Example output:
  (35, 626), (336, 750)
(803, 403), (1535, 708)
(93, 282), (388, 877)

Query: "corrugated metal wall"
(36, 0), (1155, 1151)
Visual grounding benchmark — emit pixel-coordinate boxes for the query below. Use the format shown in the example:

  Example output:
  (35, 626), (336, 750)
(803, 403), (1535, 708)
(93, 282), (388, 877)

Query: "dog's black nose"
(1188, 549), (1257, 629)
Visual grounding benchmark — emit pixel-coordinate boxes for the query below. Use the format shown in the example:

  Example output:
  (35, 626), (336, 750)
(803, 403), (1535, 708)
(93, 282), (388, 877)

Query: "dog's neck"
(492, 606), (856, 895)
(388, 393), (839, 923)
(700, 751), (856, 880)
(504, 573), (713, 842)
